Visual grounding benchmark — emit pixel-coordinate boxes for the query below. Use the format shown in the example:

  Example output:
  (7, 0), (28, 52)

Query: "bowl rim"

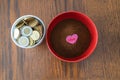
(11, 15), (46, 48)
(46, 11), (98, 62)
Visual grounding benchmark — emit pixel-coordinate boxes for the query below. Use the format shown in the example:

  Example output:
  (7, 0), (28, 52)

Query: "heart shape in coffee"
(66, 34), (78, 44)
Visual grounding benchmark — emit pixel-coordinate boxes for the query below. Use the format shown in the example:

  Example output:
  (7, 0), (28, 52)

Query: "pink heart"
(66, 34), (78, 44)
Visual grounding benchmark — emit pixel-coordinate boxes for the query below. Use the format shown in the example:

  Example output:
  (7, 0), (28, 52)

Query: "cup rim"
(11, 15), (46, 48)
(46, 11), (98, 62)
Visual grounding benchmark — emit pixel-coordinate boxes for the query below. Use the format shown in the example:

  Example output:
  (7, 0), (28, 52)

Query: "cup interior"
(11, 15), (46, 48)
(47, 11), (98, 62)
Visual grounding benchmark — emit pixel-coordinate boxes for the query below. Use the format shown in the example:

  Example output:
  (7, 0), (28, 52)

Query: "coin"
(22, 20), (28, 25)
(16, 20), (25, 29)
(28, 19), (39, 27)
(21, 26), (33, 36)
(23, 17), (35, 23)
(18, 36), (29, 47)
(34, 25), (42, 32)
(29, 37), (35, 46)
(30, 31), (40, 41)
(14, 28), (20, 39)
(33, 25), (43, 38)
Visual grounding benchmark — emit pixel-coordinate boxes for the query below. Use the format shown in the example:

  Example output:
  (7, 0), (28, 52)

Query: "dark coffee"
(50, 19), (91, 58)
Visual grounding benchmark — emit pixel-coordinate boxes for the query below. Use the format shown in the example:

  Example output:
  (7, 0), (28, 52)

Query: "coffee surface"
(50, 19), (91, 58)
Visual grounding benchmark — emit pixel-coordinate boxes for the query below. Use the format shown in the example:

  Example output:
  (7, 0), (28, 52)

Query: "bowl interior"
(47, 12), (98, 62)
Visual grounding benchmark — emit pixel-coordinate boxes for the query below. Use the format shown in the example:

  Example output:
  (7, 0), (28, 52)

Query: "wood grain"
(0, 0), (120, 80)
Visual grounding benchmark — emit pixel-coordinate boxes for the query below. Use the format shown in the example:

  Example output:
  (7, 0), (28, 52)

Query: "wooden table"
(0, 0), (120, 80)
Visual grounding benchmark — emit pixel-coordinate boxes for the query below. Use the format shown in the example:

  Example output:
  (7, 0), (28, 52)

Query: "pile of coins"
(13, 17), (43, 47)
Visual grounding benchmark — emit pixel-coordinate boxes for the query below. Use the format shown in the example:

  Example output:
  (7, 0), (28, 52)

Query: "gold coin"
(16, 20), (25, 28)
(23, 17), (35, 23)
(22, 20), (28, 25)
(29, 37), (35, 46)
(33, 25), (43, 38)
(28, 19), (39, 27)
(30, 31), (40, 41)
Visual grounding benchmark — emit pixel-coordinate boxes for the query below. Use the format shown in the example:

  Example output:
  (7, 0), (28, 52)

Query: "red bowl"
(46, 11), (98, 62)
